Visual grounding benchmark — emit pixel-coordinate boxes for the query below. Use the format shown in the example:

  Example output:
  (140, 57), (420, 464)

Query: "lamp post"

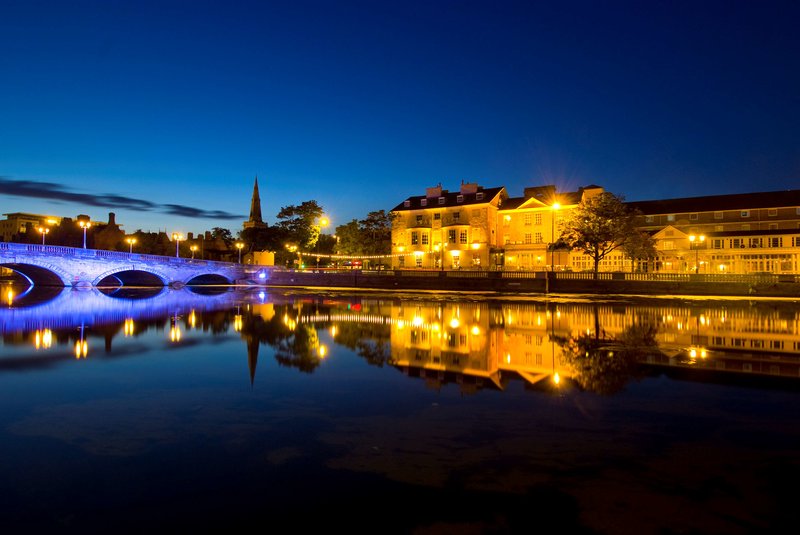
(546, 202), (560, 293)
(190, 245), (198, 259)
(79, 220), (91, 249)
(38, 227), (49, 245)
(126, 237), (137, 254)
(172, 233), (182, 258)
(316, 216), (329, 269)
(689, 234), (705, 273)
(236, 242), (244, 264)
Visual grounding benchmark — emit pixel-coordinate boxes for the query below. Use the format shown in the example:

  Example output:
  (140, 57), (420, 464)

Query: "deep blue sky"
(1, 0), (798, 235)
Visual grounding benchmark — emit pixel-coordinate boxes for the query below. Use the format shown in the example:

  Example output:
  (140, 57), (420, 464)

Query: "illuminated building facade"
(0, 212), (62, 242)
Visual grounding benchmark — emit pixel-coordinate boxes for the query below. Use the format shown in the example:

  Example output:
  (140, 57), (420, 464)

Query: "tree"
(334, 220), (362, 256)
(621, 230), (657, 273)
(559, 192), (638, 279)
(211, 227), (234, 248)
(275, 201), (324, 250)
(359, 210), (392, 255)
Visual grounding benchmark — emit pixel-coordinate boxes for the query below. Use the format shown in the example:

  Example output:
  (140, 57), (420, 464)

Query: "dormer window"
(456, 195), (464, 203)
(421, 198), (427, 206)
(476, 192), (484, 200)
(438, 197), (445, 205)
(403, 200), (411, 208)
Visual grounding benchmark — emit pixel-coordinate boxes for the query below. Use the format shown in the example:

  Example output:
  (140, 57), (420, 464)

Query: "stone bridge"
(0, 242), (272, 288)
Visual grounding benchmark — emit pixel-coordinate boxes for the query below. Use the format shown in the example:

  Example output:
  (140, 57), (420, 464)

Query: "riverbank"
(264, 269), (800, 298)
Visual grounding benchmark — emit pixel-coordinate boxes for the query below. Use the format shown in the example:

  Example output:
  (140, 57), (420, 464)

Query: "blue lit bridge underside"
(0, 242), (270, 288)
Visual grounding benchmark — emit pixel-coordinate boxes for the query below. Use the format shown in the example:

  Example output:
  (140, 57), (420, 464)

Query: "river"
(1, 285), (798, 534)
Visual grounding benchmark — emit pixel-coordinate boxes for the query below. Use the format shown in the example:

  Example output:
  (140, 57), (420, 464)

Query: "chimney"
(108, 212), (116, 225)
(460, 182), (479, 194)
(187, 232), (194, 240)
(426, 185), (443, 198)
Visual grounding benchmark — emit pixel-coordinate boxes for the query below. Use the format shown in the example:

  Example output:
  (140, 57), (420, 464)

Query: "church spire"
(244, 175), (267, 230)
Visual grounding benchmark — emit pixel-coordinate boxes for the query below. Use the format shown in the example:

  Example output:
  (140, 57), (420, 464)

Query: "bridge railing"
(0, 242), (249, 268)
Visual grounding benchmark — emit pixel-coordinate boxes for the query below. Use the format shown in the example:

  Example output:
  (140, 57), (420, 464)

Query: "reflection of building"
(390, 183), (800, 274)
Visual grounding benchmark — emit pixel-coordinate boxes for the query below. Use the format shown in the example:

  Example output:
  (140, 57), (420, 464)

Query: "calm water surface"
(1, 285), (799, 534)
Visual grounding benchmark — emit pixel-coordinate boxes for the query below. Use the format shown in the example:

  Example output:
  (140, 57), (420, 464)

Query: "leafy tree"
(621, 230), (657, 273)
(334, 220), (362, 256)
(559, 192), (638, 279)
(275, 200), (324, 250)
(210, 227), (234, 248)
(359, 210), (392, 255)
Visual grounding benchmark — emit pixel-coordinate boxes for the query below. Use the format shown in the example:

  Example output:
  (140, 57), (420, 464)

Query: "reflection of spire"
(246, 334), (259, 387)
(244, 176), (267, 229)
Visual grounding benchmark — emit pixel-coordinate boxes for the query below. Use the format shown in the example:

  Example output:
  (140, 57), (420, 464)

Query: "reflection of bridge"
(1, 242), (273, 288)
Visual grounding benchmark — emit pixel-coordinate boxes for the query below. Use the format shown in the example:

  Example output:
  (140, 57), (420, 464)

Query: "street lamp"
(78, 220), (91, 249)
(688, 234), (705, 273)
(126, 237), (137, 254)
(316, 216), (329, 269)
(38, 226), (49, 245)
(546, 202), (560, 293)
(236, 242), (244, 264)
(190, 245), (198, 259)
(172, 233), (182, 258)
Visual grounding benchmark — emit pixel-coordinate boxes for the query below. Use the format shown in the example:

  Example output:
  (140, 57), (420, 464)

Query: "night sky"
(1, 0), (798, 234)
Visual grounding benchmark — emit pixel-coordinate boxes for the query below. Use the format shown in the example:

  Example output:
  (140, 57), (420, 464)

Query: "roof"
(391, 186), (506, 212)
(628, 189), (800, 215)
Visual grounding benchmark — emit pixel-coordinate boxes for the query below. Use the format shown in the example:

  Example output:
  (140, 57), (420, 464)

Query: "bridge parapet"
(1, 242), (269, 287)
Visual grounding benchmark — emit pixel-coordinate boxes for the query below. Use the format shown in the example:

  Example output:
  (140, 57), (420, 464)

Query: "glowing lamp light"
(318, 344), (328, 358)
(234, 314), (243, 332)
(553, 372), (561, 385)
(449, 317), (460, 329)
(258, 271), (267, 279)
(471, 326), (480, 335)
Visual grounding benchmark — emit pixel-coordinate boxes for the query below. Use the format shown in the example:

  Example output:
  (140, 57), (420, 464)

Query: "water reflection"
(2, 289), (799, 393)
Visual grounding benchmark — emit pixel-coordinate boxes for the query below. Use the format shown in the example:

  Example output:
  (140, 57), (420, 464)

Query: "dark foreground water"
(1, 285), (799, 534)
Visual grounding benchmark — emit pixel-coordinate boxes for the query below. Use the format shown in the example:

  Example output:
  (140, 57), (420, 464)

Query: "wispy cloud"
(0, 177), (245, 220)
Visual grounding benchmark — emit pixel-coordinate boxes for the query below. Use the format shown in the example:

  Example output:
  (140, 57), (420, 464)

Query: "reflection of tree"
(334, 322), (392, 367)
(553, 306), (661, 394)
(239, 306), (323, 374)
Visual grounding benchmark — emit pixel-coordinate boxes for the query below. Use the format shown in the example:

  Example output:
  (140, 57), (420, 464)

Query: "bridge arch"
(93, 267), (170, 287)
(185, 273), (234, 285)
(0, 262), (71, 287)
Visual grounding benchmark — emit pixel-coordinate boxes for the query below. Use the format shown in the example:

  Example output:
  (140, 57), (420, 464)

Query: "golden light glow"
(6, 288), (14, 306)
(471, 325), (480, 335)
(189, 310), (196, 328)
(124, 318), (135, 336)
(318, 344), (328, 358)
(34, 329), (53, 349)
(46, 219), (57, 225)
(412, 315), (424, 327)
(449, 317), (460, 329)
(234, 314), (243, 332)
(470, 243), (481, 250)
(79, 220), (91, 229)
(170, 325), (181, 342)
(503, 215), (511, 221)
(506, 353), (511, 364)
(75, 340), (88, 359)
(553, 372), (561, 385)
(552, 202), (561, 210)
(330, 325), (338, 337)
(397, 246), (405, 252)
(319, 217), (329, 227)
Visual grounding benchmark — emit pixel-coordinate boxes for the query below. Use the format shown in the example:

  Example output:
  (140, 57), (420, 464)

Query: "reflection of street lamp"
(688, 234), (705, 273)
(190, 245), (198, 259)
(79, 220), (91, 249)
(126, 237), (137, 254)
(236, 242), (244, 263)
(433, 244), (444, 271)
(38, 226), (49, 245)
(546, 202), (560, 293)
(172, 233), (182, 258)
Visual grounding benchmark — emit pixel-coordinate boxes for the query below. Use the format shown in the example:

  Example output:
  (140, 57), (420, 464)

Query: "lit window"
(476, 192), (484, 200)
(645, 215), (654, 223)
(434, 213), (441, 220)
(535, 213), (542, 225)
(421, 199), (427, 206)
(524, 213), (532, 226)
(524, 233), (532, 244)
(459, 230), (468, 244)
(667, 214), (675, 222)
(403, 200), (411, 208)
(453, 212), (460, 222)
(714, 211), (723, 219)
(769, 208), (778, 216)
(457, 195), (464, 203)
(741, 210), (750, 218)
(690, 213), (698, 220)
(438, 197), (445, 205)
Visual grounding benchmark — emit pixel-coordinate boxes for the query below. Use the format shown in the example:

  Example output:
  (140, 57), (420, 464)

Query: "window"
(741, 210), (750, 218)
(535, 232), (543, 243)
(403, 200), (411, 208)
(667, 214), (675, 222)
(662, 240), (674, 250)
(502, 215), (510, 226)
(438, 197), (445, 205)
(768, 208), (778, 216)
(712, 239), (723, 249)
(769, 237), (782, 247)
(524, 233), (532, 244)
(416, 215), (423, 224)
(434, 213), (441, 220)
(448, 229), (456, 243)
(714, 211), (723, 219)
(748, 237), (761, 248)
(731, 238), (744, 248)
(411, 232), (419, 245)
(476, 192), (484, 200)
(690, 213), (698, 220)
(715, 225), (724, 231)
(645, 215), (654, 223)
(453, 212), (460, 222)
(503, 234), (510, 244)
(769, 223), (778, 230)
(422, 233), (429, 245)
(420, 198), (427, 206)
(456, 195), (464, 203)
(524, 213), (532, 226)
(459, 230), (468, 244)
(535, 213), (542, 225)
(399, 256), (405, 267)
